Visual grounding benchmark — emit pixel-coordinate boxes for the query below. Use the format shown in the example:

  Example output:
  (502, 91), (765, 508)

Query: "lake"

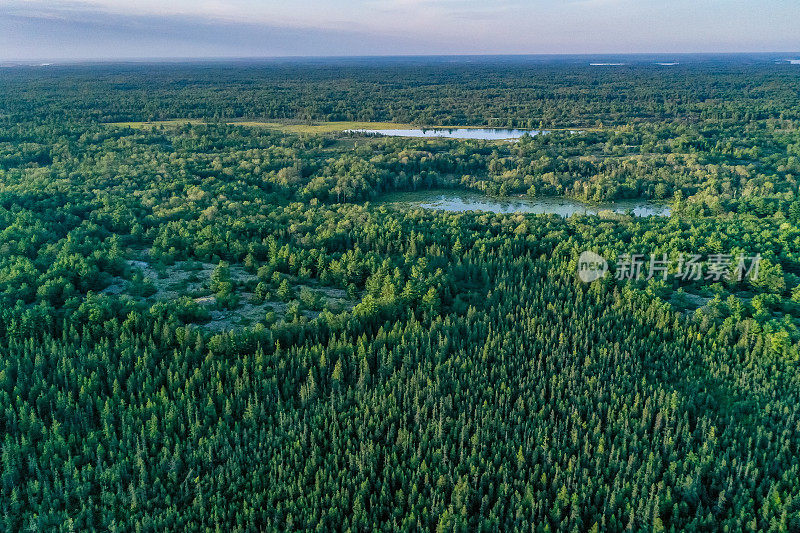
(377, 191), (671, 217)
(347, 128), (545, 140)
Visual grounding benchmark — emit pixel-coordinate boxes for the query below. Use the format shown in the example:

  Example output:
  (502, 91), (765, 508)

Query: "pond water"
(347, 128), (545, 140)
(377, 191), (670, 217)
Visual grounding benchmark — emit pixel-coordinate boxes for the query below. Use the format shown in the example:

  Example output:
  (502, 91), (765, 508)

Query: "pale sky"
(1, 0), (799, 60)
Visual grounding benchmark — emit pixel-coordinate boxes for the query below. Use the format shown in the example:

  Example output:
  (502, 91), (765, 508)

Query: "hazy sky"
(1, 0), (799, 60)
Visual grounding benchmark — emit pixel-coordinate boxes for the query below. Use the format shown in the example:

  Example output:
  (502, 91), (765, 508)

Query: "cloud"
(0, 0), (798, 59)
(0, 3), (455, 59)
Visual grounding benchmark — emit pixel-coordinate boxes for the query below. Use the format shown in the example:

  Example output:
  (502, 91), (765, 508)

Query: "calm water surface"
(378, 191), (670, 217)
(348, 128), (545, 140)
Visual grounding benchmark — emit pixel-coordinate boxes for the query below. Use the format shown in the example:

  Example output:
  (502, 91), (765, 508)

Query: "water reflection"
(378, 191), (670, 217)
(348, 128), (546, 140)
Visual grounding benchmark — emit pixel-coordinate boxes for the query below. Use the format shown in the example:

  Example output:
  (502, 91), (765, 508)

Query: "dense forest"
(1, 57), (799, 531)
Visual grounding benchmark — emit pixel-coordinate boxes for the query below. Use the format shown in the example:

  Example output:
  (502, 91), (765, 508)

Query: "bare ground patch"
(104, 255), (358, 331)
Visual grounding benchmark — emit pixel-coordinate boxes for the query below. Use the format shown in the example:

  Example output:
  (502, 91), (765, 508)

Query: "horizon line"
(3, 51), (800, 65)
